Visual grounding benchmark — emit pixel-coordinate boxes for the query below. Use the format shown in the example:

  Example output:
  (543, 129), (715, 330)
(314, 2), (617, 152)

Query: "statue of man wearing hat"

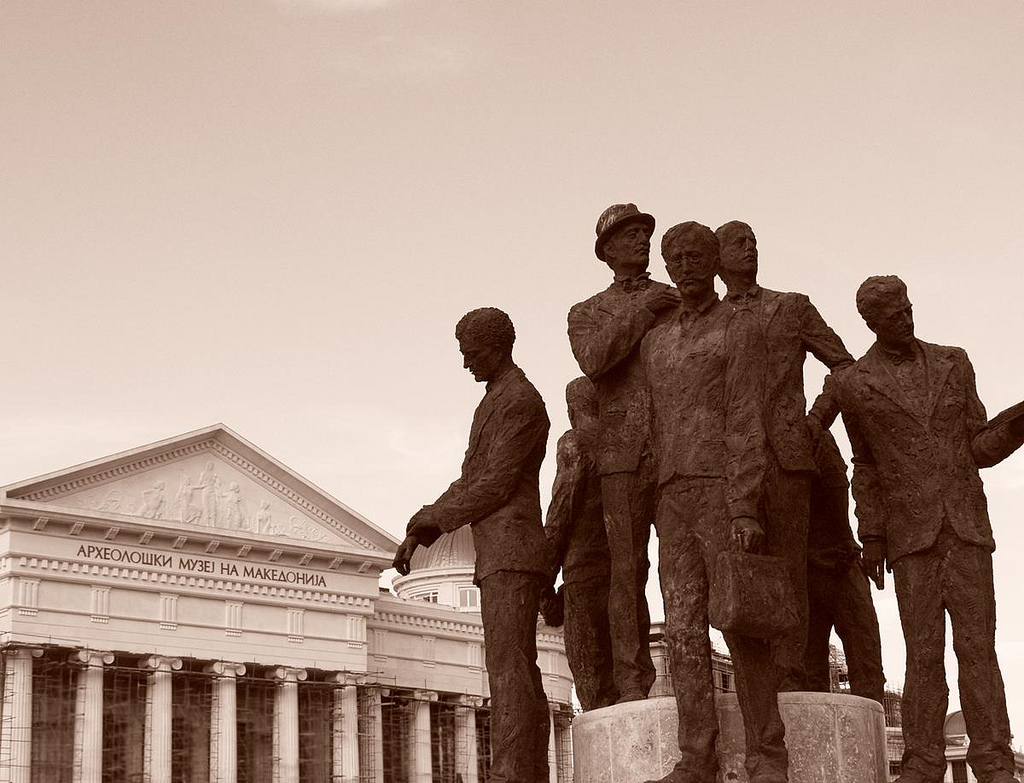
(567, 203), (680, 702)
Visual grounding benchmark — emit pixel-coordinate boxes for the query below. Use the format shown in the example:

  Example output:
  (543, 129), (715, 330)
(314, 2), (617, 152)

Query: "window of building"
(172, 668), (211, 783)
(889, 761), (902, 778)
(382, 695), (413, 783)
(103, 660), (147, 783)
(298, 683), (333, 783)
(31, 653), (76, 782)
(458, 585), (480, 609)
(430, 701), (457, 783)
(236, 676), (276, 783)
(413, 589), (439, 603)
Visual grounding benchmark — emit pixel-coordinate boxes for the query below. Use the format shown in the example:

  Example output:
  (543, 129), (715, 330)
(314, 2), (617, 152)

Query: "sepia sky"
(3, 0), (1024, 734)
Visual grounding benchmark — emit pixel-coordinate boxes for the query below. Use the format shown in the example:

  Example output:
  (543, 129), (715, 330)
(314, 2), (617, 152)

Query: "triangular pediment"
(1, 424), (399, 553)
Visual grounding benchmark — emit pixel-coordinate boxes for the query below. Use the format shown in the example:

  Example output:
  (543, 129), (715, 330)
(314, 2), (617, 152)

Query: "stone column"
(70, 650), (114, 783)
(205, 661), (246, 783)
(410, 690), (437, 783)
(453, 695), (481, 783)
(553, 708), (572, 783)
(330, 674), (361, 783)
(359, 687), (387, 783)
(548, 703), (558, 783)
(140, 655), (182, 783)
(0, 647), (43, 783)
(268, 667), (307, 783)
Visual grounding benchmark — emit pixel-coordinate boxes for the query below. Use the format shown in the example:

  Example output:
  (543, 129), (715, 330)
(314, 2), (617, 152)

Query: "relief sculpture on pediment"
(139, 481), (167, 519)
(65, 459), (332, 543)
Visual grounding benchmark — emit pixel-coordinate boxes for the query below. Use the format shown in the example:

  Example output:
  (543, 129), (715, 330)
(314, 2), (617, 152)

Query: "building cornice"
(0, 552), (375, 610)
(371, 598), (565, 647)
(0, 502), (393, 572)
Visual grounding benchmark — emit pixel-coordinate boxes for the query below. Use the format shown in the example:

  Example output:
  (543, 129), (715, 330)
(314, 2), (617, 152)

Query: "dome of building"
(392, 525), (480, 610)
(408, 524), (476, 570)
(944, 710), (967, 745)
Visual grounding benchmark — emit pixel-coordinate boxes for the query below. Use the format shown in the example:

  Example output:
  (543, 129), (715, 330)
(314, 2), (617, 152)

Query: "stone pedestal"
(571, 693), (886, 783)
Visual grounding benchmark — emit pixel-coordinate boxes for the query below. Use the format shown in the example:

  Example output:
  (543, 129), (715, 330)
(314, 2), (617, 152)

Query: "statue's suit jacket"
(814, 341), (996, 566)
(733, 286), (852, 473)
(419, 365), (551, 583)
(568, 278), (676, 475)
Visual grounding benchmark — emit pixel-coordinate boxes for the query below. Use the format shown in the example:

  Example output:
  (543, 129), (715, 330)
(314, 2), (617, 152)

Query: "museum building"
(0, 425), (574, 783)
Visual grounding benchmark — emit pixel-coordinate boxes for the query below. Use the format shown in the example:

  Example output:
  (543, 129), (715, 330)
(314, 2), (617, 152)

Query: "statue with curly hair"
(394, 306), (552, 783)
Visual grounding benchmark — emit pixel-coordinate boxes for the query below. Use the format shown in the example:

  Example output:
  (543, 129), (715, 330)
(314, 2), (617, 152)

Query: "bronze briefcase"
(708, 551), (799, 639)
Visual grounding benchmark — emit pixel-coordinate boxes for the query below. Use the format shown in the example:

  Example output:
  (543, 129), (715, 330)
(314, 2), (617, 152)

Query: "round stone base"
(571, 692), (886, 783)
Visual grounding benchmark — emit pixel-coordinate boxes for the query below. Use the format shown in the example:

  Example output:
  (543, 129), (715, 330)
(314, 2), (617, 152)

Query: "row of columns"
(0, 647), (571, 783)
(401, 691), (567, 783)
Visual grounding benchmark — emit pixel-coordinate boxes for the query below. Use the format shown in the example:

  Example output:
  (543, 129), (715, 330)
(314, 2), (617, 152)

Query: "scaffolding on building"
(0, 645), (573, 783)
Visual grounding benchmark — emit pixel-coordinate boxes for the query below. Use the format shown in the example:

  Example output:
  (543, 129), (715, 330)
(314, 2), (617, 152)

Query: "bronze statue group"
(393, 205), (1024, 783)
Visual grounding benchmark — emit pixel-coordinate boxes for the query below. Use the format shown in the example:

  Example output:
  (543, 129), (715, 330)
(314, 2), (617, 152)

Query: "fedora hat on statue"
(595, 203), (656, 261)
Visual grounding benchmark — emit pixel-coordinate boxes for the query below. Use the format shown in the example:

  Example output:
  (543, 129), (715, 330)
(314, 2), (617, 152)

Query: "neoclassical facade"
(0, 425), (573, 782)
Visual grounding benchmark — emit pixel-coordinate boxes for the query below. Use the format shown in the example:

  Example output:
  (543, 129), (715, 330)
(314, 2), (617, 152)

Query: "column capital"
(268, 666), (308, 684)
(68, 649), (114, 667)
(138, 655), (183, 673)
(204, 660), (246, 677)
(4, 647), (44, 661)
(329, 671), (367, 686)
(452, 694), (484, 708)
(412, 689), (438, 702)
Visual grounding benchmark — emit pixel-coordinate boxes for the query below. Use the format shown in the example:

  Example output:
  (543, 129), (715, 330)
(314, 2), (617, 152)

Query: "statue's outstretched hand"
(393, 535), (418, 576)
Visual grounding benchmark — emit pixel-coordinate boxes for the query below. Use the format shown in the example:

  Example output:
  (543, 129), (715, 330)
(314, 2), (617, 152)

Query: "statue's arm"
(845, 406), (888, 588)
(568, 300), (658, 381)
(799, 295), (854, 370)
(973, 398), (1024, 468)
(723, 309), (768, 523)
(405, 475), (469, 549)
(843, 408), (887, 546)
(808, 372), (842, 430)
(544, 433), (585, 573)
(430, 398), (548, 533)
(962, 349), (1024, 468)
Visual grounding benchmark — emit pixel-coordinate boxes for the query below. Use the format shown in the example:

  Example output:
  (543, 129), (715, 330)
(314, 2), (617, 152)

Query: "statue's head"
(565, 376), (597, 431)
(715, 220), (758, 284)
(455, 307), (516, 383)
(662, 222), (720, 298)
(595, 203), (655, 277)
(856, 275), (915, 350)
